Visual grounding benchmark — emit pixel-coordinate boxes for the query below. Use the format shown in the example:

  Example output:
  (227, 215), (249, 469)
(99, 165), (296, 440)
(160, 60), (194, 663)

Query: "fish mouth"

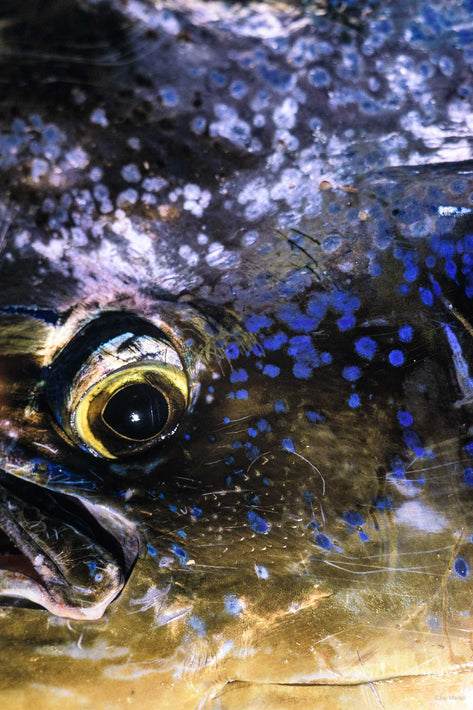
(0, 470), (139, 620)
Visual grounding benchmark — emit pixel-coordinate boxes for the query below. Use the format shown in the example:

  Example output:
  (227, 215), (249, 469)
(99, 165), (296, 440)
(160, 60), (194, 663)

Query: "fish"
(0, 0), (473, 707)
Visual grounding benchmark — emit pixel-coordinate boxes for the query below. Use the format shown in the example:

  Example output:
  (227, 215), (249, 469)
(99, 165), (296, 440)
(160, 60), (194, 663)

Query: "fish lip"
(0, 469), (140, 620)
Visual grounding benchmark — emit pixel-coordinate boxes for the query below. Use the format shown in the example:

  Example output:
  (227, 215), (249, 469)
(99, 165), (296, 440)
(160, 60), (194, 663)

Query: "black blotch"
(102, 383), (169, 441)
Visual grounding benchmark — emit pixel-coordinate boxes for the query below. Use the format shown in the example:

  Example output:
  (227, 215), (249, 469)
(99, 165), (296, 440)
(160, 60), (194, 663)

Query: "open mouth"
(0, 470), (139, 620)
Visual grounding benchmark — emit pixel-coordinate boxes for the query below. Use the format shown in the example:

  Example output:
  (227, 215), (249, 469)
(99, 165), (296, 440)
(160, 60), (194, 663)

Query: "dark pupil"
(102, 383), (168, 440)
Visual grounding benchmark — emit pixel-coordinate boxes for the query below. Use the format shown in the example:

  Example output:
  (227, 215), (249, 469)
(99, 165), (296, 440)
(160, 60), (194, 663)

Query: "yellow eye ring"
(47, 315), (189, 459)
(73, 362), (188, 459)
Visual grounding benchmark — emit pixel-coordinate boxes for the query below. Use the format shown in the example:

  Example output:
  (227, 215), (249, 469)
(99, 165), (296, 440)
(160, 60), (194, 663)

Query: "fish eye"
(46, 313), (188, 459)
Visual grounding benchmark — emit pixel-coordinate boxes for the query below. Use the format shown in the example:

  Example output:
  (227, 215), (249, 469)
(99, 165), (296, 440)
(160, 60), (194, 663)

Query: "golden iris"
(48, 319), (188, 459)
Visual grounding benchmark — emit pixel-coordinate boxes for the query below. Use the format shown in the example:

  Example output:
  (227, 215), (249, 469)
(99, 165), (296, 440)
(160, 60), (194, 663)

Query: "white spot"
(395, 501), (447, 533)
(90, 108), (109, 127)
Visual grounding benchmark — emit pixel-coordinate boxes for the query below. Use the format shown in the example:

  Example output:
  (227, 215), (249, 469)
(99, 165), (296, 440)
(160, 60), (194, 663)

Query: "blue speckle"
(419, 287), (434, 306)
(171, 545), (187, 563)
(255, 565), (269, 579)
(263, 364), (280, 378)
(245, 314), (272, 332)
(464, 468), (473, 485)
(147, 544), (157, 556)
(293, 362), (312, 379)
(256, 419), (271, 432)
(248, 427), (258, 438)
(248, 511), (269, 533)
(176, 529), (187, 539)
(306, 410), (324, 423)
(343, 365), (361, 381)
(403, 263), (418, 282)
(454, 557), (469, 578)
(389, 349), (405, 366)
(465, 441), (473, 455)
(192, 507), (202, 519)
(223, 417), (230, 424)
(263, 332), (287, 351)
(210, 70), (227, 87)
(355, 336), (377, 360)
(274, 400), (287, 413)
(282, 438), (295, 453)
(315, 533), (331, 549)
(337, 314), (356, 331)
(159, 87), (179, 107)
(226, 343), (240, 359)
(374, 496), (392, 510)
(224, 594), (245, 616)
(399, 325), (413, 342)
(397, 410), (414, 427)
(169, 504), (178, 513)
(343, 509), (364, 527)
(348, 393), (360, 408)
(359, 531), (369, 542)
(230, 368), (248, 383)
(236, 389), (248, 400)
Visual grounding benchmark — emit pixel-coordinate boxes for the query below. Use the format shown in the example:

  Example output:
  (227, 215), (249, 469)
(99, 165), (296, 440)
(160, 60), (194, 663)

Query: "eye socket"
(47, 314), (188, 459)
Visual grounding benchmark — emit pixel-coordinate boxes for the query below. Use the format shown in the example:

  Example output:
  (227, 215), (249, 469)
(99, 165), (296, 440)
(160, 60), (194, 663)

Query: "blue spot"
(248, 511), (269, 533)
(210, 70), (227, 87)
(188, 615), (207, 638)
(337, 315), (356, 331)
(397, 410), (414, 427)
(226, 343), (240, 359)
(419, 288), (433, 306)
(282, 438), (295, 452)
(230, 368), (248, 383)
(465, 441), (473, 455)
(263, 364), (280, 378)
(355, 337), (377, 360)
(454, 557), (469, 578)
(147, 544), (157, 556)
(348, 393), (360, 408)
(224, 594), (245, 616)
(403, 264), (418, 282)
(343, 365), (361, 381)
(359, 531), (369, 542)
(236, 389), (248, 400)
(263, 332), (287, 351)
(245, 314), (272, 332)
(464, 468), (473, 485)
(446, 260), (457, 279)
(374, 496), (392, 510)
(256, 419), (271, 432)
(389, 349), (405, 366)
(343, 509), (364, 527)
(315, 533), (331, 549)
(192, 507), (202, 519)
(403, 430), (424, 456)
(176, 529), (187, 539)
(223, 417), (230, 424)
(399, 325), (413, 342)
(248, 427), (258, 438)
(255, 565), (269, 579)
(169, 504), (178, 513)
(274, 400), (287, 413)
(293, 362), (312, 379)
(321, 351), (332, 364)
(306, 410), (324, 423)
(171, 545), (187, 563)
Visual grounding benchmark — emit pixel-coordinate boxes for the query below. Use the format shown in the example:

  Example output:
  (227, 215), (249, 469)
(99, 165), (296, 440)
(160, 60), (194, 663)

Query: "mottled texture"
(0, 0), (473, 708)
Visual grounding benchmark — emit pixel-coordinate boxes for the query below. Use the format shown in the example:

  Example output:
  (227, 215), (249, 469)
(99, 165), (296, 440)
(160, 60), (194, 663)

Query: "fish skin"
(0, 1), (473, 708)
